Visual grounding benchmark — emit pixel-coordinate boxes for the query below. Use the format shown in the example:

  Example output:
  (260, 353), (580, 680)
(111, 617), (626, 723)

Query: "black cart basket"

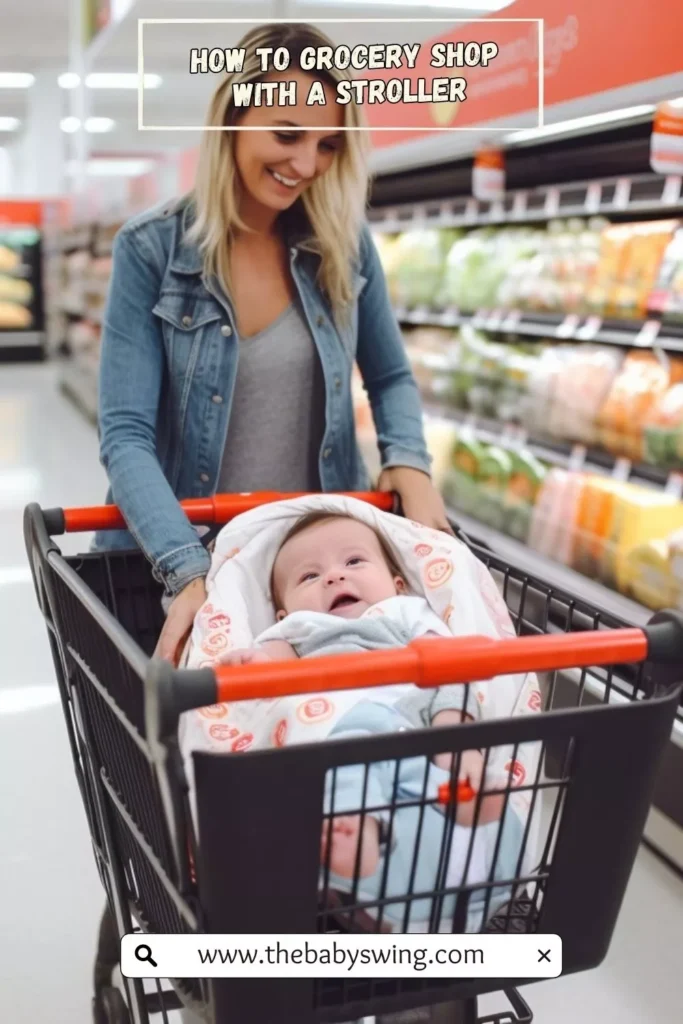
(24, 491), (683, 1024)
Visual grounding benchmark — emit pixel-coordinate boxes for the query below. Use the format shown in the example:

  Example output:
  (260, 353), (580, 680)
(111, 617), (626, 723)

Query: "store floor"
(1, 362), (682, 1024)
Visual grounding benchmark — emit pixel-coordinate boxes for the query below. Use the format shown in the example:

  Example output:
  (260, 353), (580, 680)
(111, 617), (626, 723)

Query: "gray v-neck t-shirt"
(217, 300), (326, 493)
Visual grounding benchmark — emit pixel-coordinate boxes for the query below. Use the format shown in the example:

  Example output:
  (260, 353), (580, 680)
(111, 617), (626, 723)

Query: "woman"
(95, 22), (452, 665)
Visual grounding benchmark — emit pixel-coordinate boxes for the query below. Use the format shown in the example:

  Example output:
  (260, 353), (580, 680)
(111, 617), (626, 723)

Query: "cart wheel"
(92, 985), (131, 1024)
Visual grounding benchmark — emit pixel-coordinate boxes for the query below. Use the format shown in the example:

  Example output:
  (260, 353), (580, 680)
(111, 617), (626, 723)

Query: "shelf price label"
(555, 314), (581, 338)
(544, 188), (560, 216)
(634, 319), (661, 347)
(614, 177), (631, 210)
(502, 309), (522, 332)
(662, 175), (682, 206)
(666, 472), (683, 499)
(471, 309), (488, 328)
(585, 182), (602, 214)
(612, 457), (632, 482)
(568, 444), (587, 472)
(488, 199), (505, 222)
(576, 315), (602, 341)
(465, 198), (479, 220)
(512, 191), (527, 219)
(486, 309), (504, 331)
(440, 307), (460, 326)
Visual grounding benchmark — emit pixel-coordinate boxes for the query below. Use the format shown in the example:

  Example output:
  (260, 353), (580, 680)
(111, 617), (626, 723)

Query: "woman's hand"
(378, 466), (454, 535)
(155, 576), (207, 665)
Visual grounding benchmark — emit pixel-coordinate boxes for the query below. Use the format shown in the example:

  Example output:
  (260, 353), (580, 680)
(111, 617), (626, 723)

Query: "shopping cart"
(23, 491), (683, 1024)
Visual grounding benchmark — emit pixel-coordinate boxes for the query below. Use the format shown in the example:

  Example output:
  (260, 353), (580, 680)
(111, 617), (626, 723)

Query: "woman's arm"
(355, 225), (453, 532)
(98, 227), (211, 596)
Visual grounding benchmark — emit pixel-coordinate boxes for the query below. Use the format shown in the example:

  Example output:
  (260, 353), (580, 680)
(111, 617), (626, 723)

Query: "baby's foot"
(321, 815), (380, 879)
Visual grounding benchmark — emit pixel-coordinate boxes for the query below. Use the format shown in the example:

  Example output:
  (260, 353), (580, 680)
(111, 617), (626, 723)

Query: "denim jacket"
(93, 195), (431, 596)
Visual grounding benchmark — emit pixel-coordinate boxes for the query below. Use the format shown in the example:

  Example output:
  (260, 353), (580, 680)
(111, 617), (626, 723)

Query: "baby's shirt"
(255, 595), (475, 730)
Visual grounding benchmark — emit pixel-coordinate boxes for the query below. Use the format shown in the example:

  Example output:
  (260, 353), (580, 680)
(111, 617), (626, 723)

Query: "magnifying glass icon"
(135, 944), (158, 969)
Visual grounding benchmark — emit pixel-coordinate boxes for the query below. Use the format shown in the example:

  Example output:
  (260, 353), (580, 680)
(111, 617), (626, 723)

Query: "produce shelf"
(423, 403), (677, 491)
(369, 171), (683, 231)
(396, 305), (683, 354)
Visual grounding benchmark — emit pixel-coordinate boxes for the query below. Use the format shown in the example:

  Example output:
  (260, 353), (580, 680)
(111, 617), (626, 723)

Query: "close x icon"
(538, 949), (552, 963)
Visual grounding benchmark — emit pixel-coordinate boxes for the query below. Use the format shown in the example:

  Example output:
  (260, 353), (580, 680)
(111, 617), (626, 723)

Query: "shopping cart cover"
(181, 494), (541, 799)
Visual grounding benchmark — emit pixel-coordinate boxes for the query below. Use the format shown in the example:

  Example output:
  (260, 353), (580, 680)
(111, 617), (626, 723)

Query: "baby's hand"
(217, 648), (273, 666)
(438, 748), (505, 827)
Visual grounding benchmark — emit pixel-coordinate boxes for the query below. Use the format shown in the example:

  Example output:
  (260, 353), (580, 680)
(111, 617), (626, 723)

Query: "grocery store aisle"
(1, 363), (682, 1023)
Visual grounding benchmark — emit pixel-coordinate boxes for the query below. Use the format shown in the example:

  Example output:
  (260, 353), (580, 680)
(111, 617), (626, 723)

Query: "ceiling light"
(86, 117), (115, 133)
(0, 73), (35, 88)
(61, 116), (116, 133)
(505, 104), (656, 144)
(66, 158), (154, 177)
(58, 72), (80, 89)
(59, 72), (162, 89)
(0, 117), (20, 131)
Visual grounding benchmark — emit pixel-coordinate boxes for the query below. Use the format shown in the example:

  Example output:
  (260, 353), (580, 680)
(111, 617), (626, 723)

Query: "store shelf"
(396, 305), (683, 353)
(0, 331), (44, 350)
(450, 505), (652, 627)
(424, 402), (676, 490)
(59, 360), (98, 425)
(369, 171), (683, 232)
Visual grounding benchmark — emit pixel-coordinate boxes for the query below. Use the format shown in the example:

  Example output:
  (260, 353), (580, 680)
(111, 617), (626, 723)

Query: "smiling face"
(272, 517), (405, 620)
(234, 70), (344, 217)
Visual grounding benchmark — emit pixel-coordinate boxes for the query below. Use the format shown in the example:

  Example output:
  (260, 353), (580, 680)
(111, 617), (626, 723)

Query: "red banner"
(368, 0), (683, 147)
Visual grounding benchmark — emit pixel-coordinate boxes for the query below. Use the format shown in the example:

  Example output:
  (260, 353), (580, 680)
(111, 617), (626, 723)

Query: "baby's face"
(273, 518), (403, 619)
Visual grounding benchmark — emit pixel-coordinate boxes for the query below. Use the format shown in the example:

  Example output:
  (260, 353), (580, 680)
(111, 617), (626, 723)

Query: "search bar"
(121, 933), (562, 979)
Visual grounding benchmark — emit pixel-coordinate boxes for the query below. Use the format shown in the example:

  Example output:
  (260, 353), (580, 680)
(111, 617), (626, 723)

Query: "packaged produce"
(545, 345), (622, 445)
(423, 416), (459, 491)
(503, 448), (547, 542)
(596, 351), (683, 461)
(624, 538), (682, 611)
(444, 430), (484, 515)
(382, 228), (456, 310)
(528, 468), (586, 565)
(607, 485), (683, 592)
(0, 301), (32, 328)
(0, 276), (32, 305)
(648, 226), (683, 324)
(586, 220), (678, 319)
(643, 382), (683, 467)
(0, 244), (20, 273)
(476, 444), (512, 529)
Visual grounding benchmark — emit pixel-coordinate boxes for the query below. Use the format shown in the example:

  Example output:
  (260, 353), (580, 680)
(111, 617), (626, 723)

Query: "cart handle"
(201, 617), (683, 706)
(41, 491), (397, 536)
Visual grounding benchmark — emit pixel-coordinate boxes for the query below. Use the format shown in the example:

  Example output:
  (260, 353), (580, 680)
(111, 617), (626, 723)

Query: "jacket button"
(316, 315), (325, 327)
(212, 394), (223, 404)
(323, 448), (332, 459)
(334, 376), (341, 391)
(182, 315), (192, 327)
(199, 473), (209, 483)
(221, 324), (232, 337)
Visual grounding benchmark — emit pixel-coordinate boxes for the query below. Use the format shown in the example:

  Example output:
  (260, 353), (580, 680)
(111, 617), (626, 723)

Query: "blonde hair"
(187, 23), (371, 322)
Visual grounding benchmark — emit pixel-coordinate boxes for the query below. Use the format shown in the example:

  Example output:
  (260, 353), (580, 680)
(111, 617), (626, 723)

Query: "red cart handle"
(44, 491), (396, 535)
(211, 629), (652, 704)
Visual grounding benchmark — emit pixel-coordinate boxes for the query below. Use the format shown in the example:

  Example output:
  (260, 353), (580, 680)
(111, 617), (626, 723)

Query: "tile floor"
(0, 362), (682, 1023)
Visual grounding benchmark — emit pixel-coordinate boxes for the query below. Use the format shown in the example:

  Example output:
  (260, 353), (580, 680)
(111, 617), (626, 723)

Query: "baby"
(220, 511), (504, 882)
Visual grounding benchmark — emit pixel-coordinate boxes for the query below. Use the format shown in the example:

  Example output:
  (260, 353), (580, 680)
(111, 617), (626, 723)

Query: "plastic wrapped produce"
(643, 383), (683, 467)
(596, 351), (683, 460)
(546, 345), (623, 445)
(382, 229), (444, 309)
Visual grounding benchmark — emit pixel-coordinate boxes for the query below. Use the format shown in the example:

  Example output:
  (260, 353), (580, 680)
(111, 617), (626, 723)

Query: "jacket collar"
(169, 195), (318, 276)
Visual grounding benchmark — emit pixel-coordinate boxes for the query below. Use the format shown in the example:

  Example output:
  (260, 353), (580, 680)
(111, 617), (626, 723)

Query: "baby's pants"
(322, 701), (524, 932)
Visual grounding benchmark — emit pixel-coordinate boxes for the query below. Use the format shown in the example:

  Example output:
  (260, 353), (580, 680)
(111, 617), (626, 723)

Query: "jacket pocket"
(153, 295), (223, 381)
